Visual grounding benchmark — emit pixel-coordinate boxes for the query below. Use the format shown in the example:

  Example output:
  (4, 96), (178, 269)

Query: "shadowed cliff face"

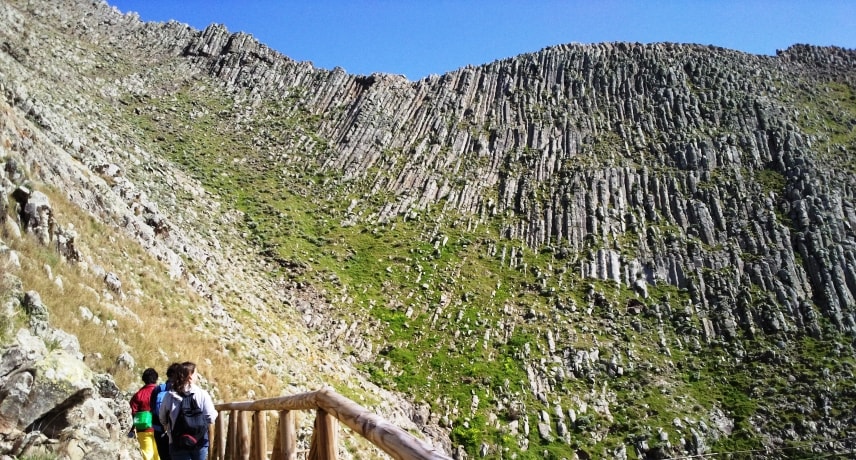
(3, 0), (856, 458)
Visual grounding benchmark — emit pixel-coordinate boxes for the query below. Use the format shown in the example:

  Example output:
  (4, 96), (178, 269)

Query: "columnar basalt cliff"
(174, 23), (856, 338)
(188, 35), (856, 336)
(1, 0), (855, 459)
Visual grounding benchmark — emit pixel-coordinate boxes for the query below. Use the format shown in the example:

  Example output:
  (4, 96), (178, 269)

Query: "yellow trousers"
(136, 431), (161, 460)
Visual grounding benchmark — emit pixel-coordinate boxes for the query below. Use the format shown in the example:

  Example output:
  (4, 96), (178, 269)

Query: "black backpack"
(171, 392), (208, 449)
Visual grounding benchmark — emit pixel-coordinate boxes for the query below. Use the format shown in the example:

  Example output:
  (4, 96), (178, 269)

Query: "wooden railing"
(211, 386), (452, 460)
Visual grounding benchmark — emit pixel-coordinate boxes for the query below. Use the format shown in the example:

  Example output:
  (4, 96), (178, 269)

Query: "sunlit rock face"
(1, 0), (856, 458)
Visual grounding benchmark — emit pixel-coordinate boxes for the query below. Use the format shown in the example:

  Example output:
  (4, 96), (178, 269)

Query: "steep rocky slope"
(1, 0), (855, 459)
(0, 1), (438, 458)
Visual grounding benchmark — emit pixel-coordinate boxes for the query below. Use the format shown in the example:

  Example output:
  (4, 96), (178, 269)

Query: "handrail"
(213, 386), (451, 460)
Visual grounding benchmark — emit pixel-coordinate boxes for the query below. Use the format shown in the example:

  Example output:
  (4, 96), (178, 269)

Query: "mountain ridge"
(1, 0), (856, 458)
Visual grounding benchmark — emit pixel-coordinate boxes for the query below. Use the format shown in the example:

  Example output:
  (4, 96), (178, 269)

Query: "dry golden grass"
(3, 187), (392, 457)
(4, 185), (282, 401)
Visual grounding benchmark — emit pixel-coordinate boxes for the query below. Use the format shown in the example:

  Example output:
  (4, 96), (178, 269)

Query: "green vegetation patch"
(115, 74), (856, 459)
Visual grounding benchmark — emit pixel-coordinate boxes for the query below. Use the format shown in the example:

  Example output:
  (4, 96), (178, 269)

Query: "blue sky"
(108, 1), (856, 81)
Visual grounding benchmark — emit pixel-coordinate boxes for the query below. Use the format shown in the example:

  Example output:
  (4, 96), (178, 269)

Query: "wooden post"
(308, 408), (337, 460)
(282, 410), (297, 460)
(251, 411), (267, 460)
(214, 411), (227, 460)
(271, 413), (282, 460)
(209, 421), (216, 460)
(237, 410), (251, 460)
(227, 410), (238, 460)
(211, 415), (218, 460)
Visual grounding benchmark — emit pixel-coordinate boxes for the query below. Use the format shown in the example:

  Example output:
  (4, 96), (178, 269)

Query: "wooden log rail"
(211, 386), (451, 460)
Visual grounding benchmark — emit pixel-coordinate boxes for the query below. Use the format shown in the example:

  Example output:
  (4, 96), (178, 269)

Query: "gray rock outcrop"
(0, 0), (855, 458)
(0, 300), (138, 459)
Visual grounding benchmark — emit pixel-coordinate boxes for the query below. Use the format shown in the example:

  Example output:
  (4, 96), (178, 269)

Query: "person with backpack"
(158, 362), (218, 460)
(150, 362), (181, 460)
(130, 367), (160, 460)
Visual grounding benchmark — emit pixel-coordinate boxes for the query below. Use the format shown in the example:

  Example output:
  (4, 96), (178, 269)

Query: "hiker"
(130, 367), (161, 460)
(159, 361), (218, 460)
(151, 362), (182, 460)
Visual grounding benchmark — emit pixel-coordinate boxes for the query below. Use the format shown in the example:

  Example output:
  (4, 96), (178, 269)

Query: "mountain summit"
(1, 1), (855, 458)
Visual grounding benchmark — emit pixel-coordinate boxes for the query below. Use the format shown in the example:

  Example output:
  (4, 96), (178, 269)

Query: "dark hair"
(174, 361), (197, 392)
(142, 367), (158, 385)
(165, 362), (181, 382)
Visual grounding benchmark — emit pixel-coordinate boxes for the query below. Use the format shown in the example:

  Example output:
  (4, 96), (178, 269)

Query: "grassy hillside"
(3, 1), (855, 457)
(110, 71), (856, 458)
